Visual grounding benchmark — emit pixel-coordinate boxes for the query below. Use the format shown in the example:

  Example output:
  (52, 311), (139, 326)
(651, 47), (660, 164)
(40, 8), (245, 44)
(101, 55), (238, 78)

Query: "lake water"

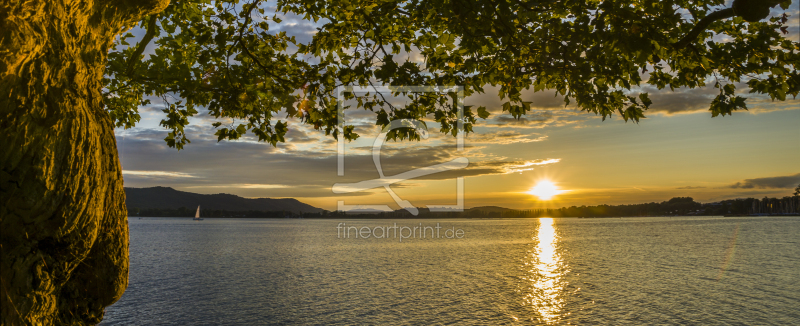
(100, 216), (800, 325)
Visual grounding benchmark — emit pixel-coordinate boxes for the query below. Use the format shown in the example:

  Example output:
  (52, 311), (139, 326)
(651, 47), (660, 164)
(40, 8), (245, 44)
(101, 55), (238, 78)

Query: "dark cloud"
(460, 86), (592, 128)
(728, 173), (800, 189)
(466, 86), (566, 111)
(644, 85), (717, 114)
(643, 82), (800, 115)
(284, 128), (321, 144)
(117, 125), (559, 198)
(484, 110), (586, 129)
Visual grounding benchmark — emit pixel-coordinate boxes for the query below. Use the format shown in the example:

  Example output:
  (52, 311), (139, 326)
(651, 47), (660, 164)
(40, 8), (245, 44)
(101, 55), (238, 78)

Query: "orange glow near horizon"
(526, 180), (566, 200)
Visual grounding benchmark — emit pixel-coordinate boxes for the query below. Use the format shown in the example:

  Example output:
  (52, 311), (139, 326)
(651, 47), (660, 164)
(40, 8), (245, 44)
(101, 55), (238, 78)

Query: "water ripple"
(101, 216), (800, 325)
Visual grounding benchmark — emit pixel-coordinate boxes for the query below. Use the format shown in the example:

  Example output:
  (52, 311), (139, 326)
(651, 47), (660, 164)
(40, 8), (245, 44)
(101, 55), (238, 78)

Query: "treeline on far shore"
(130, 207), (310, 218)
(130, 196), (800, 218)
(355, 196), (800, 219)
(518, 196), (793, 218)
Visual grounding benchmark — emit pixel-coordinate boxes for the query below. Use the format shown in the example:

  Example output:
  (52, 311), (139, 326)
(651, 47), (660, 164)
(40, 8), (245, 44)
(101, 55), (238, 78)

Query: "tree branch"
(126, 15), (159, 77)
(673, 8), (735, 50)
(234, 1), (294, 86)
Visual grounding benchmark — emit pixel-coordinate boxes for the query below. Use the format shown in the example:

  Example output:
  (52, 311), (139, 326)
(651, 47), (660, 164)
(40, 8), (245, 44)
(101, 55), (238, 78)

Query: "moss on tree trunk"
(1, 0), (168, 324)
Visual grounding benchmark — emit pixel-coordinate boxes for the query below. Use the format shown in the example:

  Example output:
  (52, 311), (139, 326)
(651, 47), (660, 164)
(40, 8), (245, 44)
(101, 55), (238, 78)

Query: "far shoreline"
(129, 214), (800, 219)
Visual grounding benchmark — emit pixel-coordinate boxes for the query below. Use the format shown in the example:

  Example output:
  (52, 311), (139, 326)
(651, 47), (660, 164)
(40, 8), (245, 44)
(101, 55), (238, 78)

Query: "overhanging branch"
(673, 8), (735, 50)
(126, 15), (159, 77)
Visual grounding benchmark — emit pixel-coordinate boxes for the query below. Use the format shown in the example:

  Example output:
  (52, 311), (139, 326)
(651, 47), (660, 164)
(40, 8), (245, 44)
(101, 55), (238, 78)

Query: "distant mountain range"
(124, 186), (323, 214)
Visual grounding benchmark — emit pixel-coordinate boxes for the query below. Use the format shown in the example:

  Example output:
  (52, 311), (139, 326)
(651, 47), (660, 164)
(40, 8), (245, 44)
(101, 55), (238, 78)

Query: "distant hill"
(124, 187), (323, 214)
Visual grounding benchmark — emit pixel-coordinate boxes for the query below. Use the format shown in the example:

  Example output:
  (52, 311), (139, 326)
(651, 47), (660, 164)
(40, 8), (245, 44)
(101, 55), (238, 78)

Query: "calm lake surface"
(101, 216), (800, 325)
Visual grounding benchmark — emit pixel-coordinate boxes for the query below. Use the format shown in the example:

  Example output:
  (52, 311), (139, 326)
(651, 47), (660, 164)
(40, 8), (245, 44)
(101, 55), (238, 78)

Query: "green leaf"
(477, 106), (490, 119)
(102, 0), (798, 149)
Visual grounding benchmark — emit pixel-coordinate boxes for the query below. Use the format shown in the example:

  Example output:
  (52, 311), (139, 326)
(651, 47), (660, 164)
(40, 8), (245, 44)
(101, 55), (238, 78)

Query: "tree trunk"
(1, 0), (168, 324)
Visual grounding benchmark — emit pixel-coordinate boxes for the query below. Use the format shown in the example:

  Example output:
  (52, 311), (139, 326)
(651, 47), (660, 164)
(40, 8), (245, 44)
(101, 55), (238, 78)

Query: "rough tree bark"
(1, 0), (169, 324)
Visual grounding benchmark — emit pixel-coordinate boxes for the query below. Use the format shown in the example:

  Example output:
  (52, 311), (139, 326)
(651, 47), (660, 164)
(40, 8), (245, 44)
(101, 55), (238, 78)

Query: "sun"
(527, 180), (564, 200)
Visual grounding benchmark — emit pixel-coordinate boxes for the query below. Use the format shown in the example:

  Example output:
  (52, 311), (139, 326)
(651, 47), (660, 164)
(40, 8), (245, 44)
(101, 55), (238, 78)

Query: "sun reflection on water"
(522, 218), (568, 324)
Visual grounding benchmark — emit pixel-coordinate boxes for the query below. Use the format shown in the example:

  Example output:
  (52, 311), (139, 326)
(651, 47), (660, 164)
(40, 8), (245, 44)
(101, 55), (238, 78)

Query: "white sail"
(195, 206), (200, 218)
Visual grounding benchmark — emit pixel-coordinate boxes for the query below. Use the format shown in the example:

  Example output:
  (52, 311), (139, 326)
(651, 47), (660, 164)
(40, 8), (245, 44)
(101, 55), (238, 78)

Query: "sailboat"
(193, 205), (203, 221)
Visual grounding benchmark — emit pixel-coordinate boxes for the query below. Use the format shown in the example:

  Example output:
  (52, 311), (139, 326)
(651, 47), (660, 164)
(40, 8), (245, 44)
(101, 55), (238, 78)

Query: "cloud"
(276, 21), (318, 44)
(643, 82), (800, 116)
(465, 131), (547, 144)
(116, 123), (562, 199)
(740, 96), (800, 114)
(466, 86), (567, 111)
(480, 110), (588, 129)
(464, 78), (796, 127)
(184, 184), (291, 189)
(644, 84), (718, 114)
(122, 171), (198, 178)
(462, 86), (592, 129)
(728, 173), (800, 189)
(408, 157), (561, 180)
(675, 186), (706, 190)
(342, 142), (560, 180)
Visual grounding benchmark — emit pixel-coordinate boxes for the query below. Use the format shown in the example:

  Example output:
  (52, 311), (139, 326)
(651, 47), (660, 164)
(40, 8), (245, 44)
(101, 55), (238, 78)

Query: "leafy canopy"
(104, 0), (800, 149)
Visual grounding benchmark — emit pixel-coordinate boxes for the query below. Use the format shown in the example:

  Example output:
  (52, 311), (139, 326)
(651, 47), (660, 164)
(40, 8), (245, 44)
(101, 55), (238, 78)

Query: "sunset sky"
(115, 2), (800, 211)
(116, 87), (800, 211)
